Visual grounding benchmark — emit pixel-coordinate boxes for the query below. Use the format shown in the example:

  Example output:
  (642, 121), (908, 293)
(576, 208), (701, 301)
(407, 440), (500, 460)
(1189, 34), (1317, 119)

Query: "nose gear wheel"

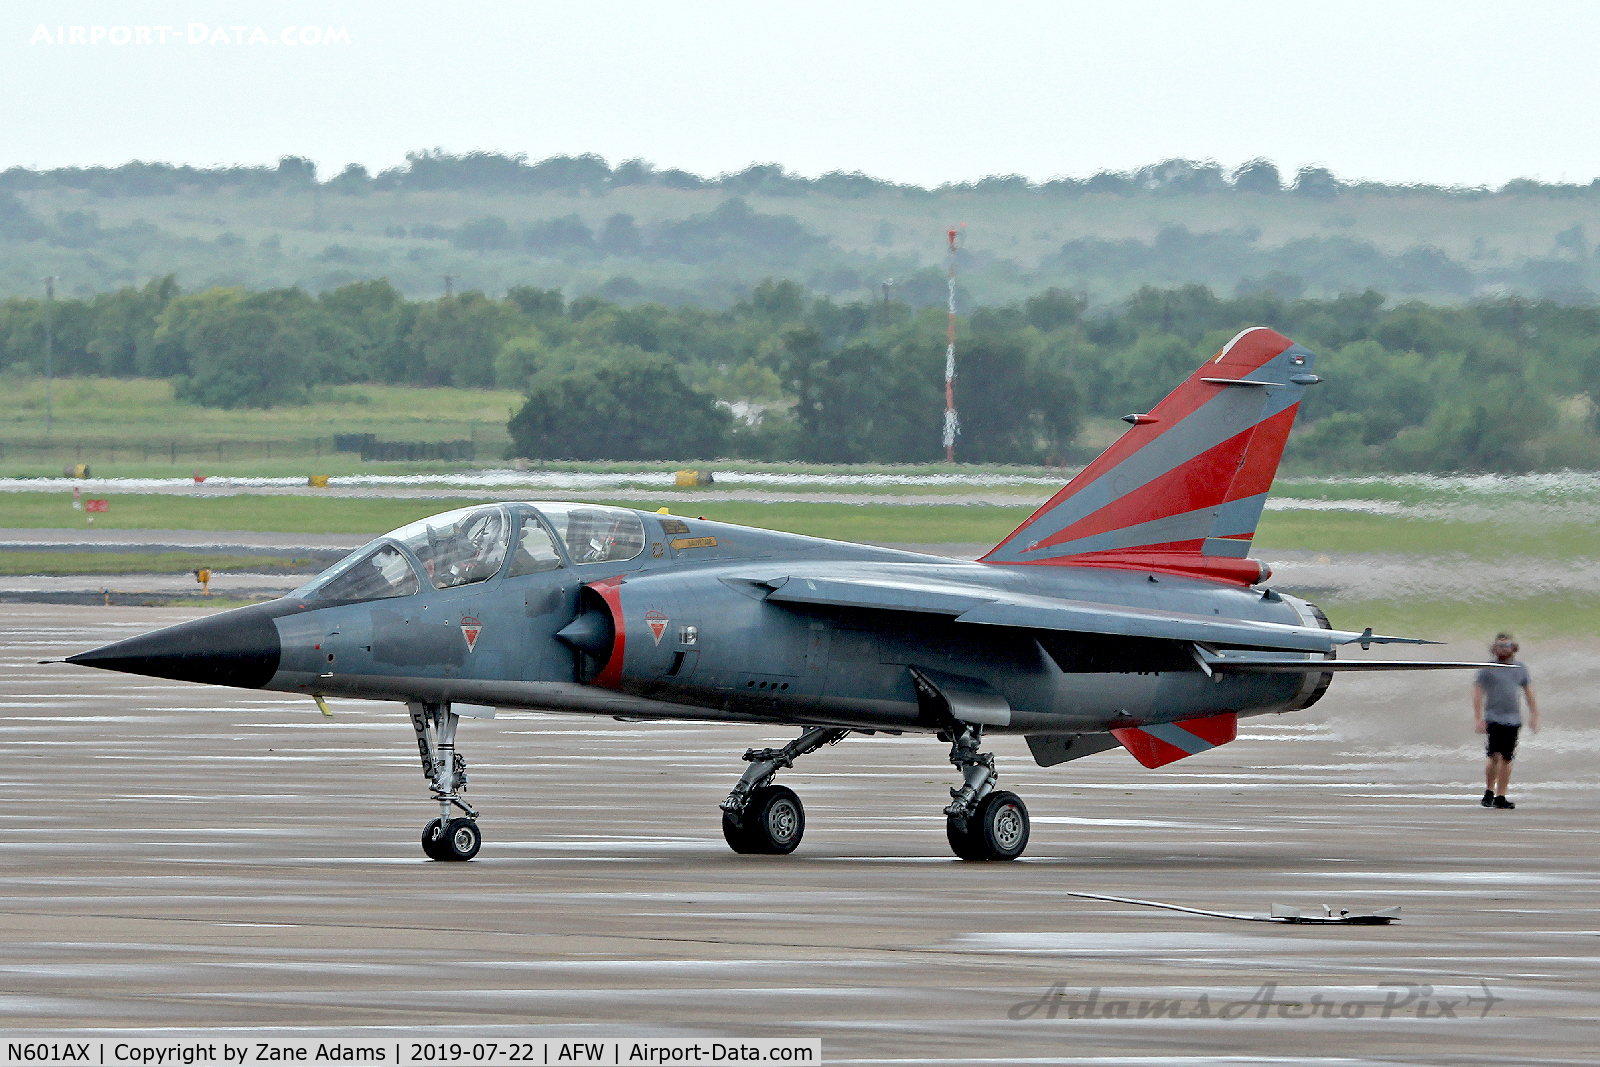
(410, 701), (482, 861)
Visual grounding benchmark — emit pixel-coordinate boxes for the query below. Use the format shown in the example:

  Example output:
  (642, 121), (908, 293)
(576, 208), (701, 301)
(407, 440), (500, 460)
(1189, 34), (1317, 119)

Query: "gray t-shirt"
(1476, 661), (1530, 726)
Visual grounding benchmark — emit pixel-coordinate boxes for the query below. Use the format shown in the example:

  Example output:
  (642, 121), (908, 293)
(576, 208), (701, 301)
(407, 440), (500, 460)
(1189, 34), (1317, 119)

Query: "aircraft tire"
(722, 810), (761, 854)
(945, 814), (987, 860)
(421, 818), (449, 861)
(441, 817), (482, 861)
(724, 785), (805, 854)
(973, 790), (1029, 860)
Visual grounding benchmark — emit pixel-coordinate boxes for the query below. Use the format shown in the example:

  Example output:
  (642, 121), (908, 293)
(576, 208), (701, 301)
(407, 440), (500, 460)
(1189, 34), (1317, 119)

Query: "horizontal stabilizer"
(1112, 712), (1237, 769)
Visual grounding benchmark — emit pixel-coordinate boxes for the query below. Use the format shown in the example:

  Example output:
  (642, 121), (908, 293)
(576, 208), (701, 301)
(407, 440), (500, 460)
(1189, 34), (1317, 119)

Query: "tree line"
(8, 194), (1592, 310)
(7, 151), (1600, 201)
(1, 276), (1595, 471)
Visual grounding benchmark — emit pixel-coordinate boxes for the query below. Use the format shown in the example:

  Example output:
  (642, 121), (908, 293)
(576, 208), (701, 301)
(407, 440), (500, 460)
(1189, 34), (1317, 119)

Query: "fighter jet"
(65, 328), (1488, 862)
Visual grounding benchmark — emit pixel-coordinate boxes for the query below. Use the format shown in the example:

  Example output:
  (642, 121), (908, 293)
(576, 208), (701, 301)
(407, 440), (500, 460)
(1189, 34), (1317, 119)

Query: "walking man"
(1474, 632), (1538, 809)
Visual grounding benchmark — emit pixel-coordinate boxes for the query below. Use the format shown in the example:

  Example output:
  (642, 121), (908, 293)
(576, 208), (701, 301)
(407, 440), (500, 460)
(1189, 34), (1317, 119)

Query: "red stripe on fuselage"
(587, 575), (627, 690)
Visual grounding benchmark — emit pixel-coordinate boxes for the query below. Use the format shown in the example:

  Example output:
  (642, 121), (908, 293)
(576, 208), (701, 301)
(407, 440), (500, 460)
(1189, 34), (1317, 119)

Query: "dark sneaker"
(1493, 796), (1515, 809)
(1481, 791), (1495, 807)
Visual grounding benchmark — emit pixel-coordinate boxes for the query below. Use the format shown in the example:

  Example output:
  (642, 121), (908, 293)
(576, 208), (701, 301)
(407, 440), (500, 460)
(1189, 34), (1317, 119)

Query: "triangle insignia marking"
(460, 616), (483, 653)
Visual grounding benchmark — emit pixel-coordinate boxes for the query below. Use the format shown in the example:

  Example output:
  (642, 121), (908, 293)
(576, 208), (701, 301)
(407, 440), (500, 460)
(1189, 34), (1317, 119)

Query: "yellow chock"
(657, 507), (670, 514)
(674, 469), (715, 487)
(308, 475), (330, 488)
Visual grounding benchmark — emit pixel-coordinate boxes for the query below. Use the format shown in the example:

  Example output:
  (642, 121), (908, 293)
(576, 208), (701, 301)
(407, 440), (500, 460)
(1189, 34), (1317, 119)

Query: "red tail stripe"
(1223, 403), (1299, 501)
(991, 329), (1293, 555)
(1028, 424), (1260, 553)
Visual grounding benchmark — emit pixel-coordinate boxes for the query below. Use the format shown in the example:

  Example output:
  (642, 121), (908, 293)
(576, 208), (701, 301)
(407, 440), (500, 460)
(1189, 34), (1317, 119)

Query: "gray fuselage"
(264, 505), (1324, 737)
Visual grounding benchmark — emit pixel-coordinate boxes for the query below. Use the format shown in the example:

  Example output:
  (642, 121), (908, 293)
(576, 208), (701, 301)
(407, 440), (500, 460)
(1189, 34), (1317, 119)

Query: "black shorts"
(1486, 723), (1519, 760)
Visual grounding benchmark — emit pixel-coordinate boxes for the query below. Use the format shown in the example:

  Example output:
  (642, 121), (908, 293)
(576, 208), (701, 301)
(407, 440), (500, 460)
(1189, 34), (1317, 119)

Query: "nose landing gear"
(409, 701), (481, 861)
(422, 816), (483, 861)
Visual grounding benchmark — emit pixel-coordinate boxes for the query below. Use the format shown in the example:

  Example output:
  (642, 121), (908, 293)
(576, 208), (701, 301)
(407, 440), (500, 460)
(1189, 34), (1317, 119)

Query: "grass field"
(1320, 595), (1600, 641)
(0, 375), (1128, 483)
(1252, 511), (1598, 558)
(0, 552), (312, 576)
(1273, 474), (1600, 506)
(0, 377), (519, 475)
(2, 490), (1595, 560)
(0, 493), (1034, 542)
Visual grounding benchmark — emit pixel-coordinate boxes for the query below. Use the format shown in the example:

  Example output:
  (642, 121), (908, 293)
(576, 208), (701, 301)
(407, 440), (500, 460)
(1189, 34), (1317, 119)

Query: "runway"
(3, 605), (1597, 1064)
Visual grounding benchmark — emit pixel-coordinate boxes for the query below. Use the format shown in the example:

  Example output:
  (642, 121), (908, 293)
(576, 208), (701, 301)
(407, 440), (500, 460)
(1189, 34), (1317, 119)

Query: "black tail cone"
(67, 602), (284, 688)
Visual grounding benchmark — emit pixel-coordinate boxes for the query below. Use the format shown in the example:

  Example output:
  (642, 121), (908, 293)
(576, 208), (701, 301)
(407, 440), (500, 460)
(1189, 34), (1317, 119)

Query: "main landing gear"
(942, 722), (1029, 861)
(720, 727), (848, 854)
(714, 722), (1031, 860)
(409, 701), (481, 861)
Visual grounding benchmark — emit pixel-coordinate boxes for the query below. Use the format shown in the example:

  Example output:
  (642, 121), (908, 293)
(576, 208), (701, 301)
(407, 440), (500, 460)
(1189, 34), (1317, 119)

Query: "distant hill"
(5, 151), (1600, 307)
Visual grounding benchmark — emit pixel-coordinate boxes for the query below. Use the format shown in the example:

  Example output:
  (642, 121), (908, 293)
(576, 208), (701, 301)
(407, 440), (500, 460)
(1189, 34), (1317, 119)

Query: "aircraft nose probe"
(65, 605), (282, 687)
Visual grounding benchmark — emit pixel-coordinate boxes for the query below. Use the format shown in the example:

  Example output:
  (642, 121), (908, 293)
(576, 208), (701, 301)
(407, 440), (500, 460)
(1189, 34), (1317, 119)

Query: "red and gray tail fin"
(980, 327), (1319, 584)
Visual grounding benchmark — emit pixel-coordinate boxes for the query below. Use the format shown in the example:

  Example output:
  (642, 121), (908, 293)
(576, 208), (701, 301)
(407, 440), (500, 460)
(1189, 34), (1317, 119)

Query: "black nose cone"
(67, 603), (284, 689)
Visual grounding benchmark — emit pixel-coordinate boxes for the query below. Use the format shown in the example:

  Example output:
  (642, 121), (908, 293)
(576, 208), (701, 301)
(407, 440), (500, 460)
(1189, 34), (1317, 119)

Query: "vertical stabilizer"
(981, 328), (1319, 584)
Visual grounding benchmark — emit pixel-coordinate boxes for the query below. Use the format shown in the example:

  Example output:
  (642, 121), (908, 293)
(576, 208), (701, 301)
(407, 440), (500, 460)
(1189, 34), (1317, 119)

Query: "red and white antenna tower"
(943, 225), (963, 462)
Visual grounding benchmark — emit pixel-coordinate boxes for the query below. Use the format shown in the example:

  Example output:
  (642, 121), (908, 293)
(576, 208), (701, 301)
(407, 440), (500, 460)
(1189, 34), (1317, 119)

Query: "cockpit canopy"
(294, 503), (647, 603)
(539, 503), (647, 565)
(391, 506), (512, 590)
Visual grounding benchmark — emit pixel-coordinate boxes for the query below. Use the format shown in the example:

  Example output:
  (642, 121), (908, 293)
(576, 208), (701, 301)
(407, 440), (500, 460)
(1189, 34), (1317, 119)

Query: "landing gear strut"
(720, 727), (848, 854)
(942, 722), (1029, 861)
(409, 701), (481, 861)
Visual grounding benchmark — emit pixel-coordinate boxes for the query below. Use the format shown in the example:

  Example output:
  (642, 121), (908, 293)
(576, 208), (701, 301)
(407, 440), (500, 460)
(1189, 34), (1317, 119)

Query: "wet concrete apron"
(3, 605), (1596, 1064)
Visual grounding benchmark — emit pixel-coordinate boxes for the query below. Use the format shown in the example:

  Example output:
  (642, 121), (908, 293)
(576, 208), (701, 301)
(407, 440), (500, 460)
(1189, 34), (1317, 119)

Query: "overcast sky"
(4, 0), (1598, 188)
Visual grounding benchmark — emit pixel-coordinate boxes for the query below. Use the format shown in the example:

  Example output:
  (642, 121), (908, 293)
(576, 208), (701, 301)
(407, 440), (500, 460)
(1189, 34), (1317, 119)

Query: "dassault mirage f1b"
(66, 328), (1489, 862)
